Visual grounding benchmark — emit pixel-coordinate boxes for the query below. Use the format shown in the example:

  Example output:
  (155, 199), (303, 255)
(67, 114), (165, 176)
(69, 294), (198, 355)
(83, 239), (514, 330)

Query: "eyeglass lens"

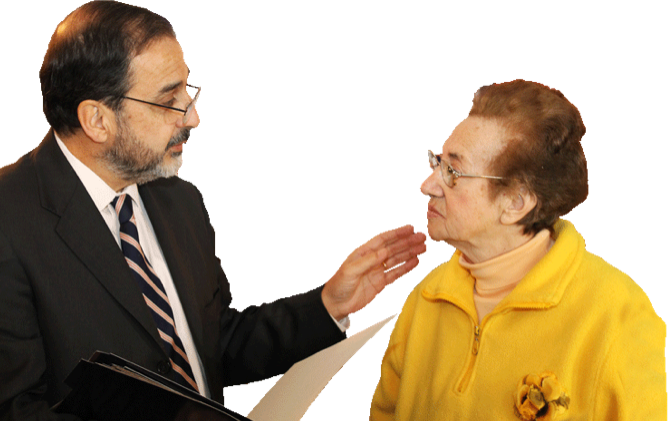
(429, 150), (454, 187)
(182, 86), (200, 125)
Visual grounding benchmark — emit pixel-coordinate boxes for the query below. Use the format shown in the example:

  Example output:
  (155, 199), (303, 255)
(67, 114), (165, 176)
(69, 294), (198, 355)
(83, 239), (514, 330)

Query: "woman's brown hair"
(469, 80), (588, 235)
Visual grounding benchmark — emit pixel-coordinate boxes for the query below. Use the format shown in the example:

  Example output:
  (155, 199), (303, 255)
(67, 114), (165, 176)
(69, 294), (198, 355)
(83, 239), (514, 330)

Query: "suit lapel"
(34, 132), (165, 354)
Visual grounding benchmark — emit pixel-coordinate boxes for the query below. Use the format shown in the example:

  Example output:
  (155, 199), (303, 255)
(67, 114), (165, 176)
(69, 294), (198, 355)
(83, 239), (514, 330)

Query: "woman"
(370, 80), (665, 420)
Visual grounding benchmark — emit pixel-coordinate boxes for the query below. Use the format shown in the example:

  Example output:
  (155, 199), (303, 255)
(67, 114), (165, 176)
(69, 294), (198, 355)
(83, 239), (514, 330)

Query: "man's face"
(102, 111), (190, 185)
(102, 36), (199, 185)
(420, 116), (509, 258)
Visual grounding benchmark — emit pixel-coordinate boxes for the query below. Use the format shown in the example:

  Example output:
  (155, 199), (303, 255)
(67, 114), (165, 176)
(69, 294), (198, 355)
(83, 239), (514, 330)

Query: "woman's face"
(420, 116), (510, 259)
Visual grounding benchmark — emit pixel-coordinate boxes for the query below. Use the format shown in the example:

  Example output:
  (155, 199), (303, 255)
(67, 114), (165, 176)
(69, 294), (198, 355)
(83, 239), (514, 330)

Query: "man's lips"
(169, 140), (187, 152)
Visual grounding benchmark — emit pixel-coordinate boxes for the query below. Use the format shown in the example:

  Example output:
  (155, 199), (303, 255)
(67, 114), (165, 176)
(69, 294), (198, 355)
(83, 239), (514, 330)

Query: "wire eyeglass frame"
(428, 150), (504, 187)
(121, 84), (201, 125)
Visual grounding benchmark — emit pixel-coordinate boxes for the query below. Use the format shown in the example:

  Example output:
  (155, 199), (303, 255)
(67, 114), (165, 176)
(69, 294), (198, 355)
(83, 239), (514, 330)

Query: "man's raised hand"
(321, 225), (427, 320)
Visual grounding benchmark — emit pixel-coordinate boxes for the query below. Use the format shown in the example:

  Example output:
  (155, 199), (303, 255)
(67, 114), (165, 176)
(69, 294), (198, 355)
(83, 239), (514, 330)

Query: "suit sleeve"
(0, 229), (82, 421)
(194, 189), (346, 387)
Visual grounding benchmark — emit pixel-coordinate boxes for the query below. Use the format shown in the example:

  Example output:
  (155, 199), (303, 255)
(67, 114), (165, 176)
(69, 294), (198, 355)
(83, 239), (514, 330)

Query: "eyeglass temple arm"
(122, 85), (200, 115)
(457, 174), (505, 181)
(429, 150), (503, 181)
(121, 96), (188, 114)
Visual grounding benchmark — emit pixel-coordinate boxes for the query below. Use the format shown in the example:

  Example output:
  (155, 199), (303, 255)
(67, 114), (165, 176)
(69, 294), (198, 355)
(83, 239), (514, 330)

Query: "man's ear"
(500, 187), (537, 225)
(77, 100), (116, 145)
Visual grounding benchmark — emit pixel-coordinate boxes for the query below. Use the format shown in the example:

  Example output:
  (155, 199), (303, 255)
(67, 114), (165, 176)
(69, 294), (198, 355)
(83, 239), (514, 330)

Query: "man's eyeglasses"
(120, 84), (201, 125)
(428, 150), (504, 187)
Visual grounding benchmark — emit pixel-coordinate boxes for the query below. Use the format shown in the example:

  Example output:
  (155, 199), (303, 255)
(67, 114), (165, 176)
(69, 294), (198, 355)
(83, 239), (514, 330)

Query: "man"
(0, 2), (427, 419)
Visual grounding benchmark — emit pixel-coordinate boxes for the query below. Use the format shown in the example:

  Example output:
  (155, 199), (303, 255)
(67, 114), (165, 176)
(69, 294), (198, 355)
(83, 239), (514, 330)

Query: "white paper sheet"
(247, 315), (395, 421)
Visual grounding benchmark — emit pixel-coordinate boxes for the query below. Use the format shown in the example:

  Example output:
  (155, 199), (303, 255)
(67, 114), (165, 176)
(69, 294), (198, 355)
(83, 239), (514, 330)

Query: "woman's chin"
(426, 223), (444, 242)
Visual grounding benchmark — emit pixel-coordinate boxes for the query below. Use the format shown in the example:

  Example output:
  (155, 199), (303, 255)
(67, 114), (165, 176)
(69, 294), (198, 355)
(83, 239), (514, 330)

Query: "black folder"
(53, 351), (251, 421)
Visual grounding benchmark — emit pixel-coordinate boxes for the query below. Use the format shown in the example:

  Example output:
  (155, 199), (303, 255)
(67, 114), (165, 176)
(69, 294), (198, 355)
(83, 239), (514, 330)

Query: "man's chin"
(158, 154), (183, 178)
(136, 155), (183, 185)
(168, 152), (183, 170)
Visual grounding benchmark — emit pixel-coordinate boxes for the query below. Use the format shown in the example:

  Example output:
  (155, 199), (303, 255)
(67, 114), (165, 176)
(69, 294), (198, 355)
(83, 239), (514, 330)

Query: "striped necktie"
(111, 194), (199, 393)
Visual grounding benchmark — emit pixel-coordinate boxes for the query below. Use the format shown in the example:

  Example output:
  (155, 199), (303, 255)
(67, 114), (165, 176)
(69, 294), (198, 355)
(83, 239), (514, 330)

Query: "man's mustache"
(166, 129), (191, 150)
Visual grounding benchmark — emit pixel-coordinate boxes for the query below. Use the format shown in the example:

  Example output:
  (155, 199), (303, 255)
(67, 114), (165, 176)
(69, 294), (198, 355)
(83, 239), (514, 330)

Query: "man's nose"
(180, 106), (200, 129)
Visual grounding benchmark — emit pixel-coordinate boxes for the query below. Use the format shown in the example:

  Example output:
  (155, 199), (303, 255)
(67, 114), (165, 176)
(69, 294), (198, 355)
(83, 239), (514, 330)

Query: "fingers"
(376, 225), (418, 251)
(345, 227), (426, 273)
(379, 232), (426, 267)
(380, 228), (425, 259)
(383, 256), (420, 284)
(341, 246), (389, 279)
(381, 241), (427, 272)
(351, 225), (417, 260)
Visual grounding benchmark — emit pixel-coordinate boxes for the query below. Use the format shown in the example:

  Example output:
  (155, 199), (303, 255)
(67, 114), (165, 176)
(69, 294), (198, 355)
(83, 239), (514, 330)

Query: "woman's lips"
(427, 205), (443, 218)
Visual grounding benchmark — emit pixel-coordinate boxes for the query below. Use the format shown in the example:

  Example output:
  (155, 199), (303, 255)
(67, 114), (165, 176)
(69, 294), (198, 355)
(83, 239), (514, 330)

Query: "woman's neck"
(459, 229), (554, 295)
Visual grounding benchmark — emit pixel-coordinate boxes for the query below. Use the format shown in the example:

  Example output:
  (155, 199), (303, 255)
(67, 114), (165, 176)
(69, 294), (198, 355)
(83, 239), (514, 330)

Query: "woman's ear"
(500, 187), (537, 225)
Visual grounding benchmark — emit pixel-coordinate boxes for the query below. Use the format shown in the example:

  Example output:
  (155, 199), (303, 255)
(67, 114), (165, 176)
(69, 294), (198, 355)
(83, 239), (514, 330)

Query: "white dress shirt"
(54, 134), (210, 397)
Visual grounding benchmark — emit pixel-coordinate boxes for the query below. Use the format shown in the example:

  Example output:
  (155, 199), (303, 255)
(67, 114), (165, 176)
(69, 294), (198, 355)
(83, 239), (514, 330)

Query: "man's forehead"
(127, 37), (189, 95)
(156, 68), (191, 94)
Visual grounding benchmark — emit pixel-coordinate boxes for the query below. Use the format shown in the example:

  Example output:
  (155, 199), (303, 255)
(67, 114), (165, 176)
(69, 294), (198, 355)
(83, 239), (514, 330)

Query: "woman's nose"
(421, 168), (443, 197)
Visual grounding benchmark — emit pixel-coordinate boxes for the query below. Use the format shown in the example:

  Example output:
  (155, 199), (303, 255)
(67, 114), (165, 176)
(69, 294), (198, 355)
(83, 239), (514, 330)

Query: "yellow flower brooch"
(514, 372), (570, 420)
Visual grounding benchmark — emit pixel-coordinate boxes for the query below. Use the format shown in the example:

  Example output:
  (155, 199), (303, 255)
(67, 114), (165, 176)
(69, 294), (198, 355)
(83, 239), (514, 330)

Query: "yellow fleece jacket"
(370, 220), (666, 420)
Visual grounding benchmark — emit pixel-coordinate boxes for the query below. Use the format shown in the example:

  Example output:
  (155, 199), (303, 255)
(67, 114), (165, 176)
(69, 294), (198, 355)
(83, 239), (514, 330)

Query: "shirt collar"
(54, 132), (140, 209)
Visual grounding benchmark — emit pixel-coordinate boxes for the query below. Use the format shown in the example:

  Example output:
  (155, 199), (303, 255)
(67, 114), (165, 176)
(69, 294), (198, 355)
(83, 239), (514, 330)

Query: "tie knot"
(111, 194), (133, 225)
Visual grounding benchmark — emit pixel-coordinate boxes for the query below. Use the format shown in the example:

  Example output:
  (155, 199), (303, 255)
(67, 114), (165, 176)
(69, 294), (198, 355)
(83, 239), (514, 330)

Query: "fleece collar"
(421, 220), (586, 319)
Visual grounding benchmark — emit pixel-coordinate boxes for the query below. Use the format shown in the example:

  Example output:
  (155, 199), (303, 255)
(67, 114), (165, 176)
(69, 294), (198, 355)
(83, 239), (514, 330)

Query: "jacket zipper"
(456, 323), (481, 393)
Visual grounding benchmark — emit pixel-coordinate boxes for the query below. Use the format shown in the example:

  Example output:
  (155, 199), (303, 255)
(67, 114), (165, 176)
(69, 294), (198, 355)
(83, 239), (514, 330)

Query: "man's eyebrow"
(158, 80), (184, 96)
(157, 69), (190, 96)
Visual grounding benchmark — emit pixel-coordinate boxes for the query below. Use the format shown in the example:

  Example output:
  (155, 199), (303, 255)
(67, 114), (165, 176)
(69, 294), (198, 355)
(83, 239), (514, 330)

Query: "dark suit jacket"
(0, 132), (345, 420)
